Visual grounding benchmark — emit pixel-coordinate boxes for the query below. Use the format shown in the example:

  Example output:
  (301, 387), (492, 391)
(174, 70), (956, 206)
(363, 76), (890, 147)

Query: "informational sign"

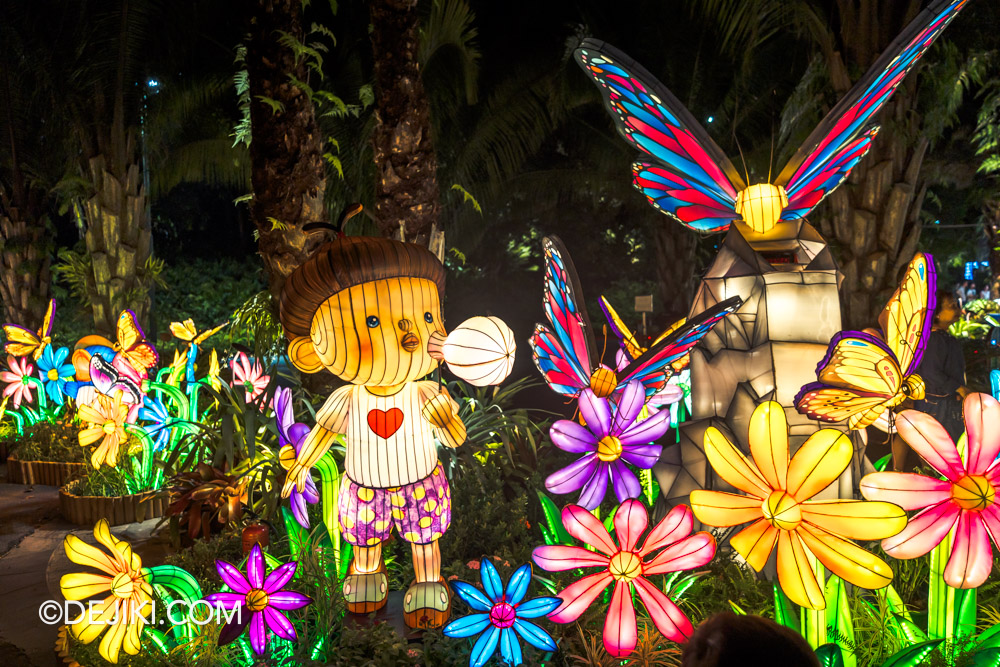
(634, 295), (653, 313)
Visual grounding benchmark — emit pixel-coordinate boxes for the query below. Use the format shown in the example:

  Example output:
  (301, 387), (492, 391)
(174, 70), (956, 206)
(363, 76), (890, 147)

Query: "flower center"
(47, 369), (59, 381)
(762, 490), (801, 531)
(110, 573), (134, 599)
(102, 420), (117, 435)
(489, 601), (516, 628)
(589, 367), (617, 398)
(596, 435), (623, 463)
(608, 551), (642, 583)
(19, 375), (30, 385)
(952, 475), (995, 511)
(244, 380), (255, 392)
(245, 588), (269, 612)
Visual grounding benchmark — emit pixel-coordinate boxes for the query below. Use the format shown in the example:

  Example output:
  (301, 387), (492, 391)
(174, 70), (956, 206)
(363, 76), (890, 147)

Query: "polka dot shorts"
(339, 461), (451, 546)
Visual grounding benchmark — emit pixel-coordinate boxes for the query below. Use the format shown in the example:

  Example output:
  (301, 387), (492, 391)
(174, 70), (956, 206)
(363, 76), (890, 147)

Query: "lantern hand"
(422, 389), (467, 448)
(280, 463), (310, 499)
(279, 426), (338, 498)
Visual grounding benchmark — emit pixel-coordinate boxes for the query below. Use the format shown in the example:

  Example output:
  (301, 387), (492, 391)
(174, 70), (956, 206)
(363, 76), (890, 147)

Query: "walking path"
(0, 467), (168, 666)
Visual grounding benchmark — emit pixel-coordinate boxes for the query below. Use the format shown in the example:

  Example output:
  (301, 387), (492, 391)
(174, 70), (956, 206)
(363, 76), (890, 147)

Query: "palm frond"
(150, 139), (250, 198)
(419, 0), (480, 105)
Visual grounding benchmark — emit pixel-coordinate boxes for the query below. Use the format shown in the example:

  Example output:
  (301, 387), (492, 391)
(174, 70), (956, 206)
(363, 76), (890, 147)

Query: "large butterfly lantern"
(574, 0), (968, 234)
(795, 253), (937, 430)
(530, 235), (741, 401)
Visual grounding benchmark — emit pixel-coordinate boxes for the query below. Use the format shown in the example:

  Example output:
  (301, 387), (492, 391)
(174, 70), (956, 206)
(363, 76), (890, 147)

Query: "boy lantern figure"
(279, 236), (466, 629)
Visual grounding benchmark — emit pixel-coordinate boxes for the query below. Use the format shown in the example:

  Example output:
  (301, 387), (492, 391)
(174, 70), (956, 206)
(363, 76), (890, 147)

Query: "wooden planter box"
(7, 454), (88, 487)
(59, 482), (166, 527)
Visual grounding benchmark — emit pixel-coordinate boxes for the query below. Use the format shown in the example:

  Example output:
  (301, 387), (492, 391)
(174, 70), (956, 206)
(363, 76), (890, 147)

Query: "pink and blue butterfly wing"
(530, 325), (591, 398)
(575, 39), (745, 233)
(632, 161), (740, 233)
(529, 237), (598, 397)
(619, 296), (742, 396)
(778, 0), (969, 218)
(780, 128), (878, 220)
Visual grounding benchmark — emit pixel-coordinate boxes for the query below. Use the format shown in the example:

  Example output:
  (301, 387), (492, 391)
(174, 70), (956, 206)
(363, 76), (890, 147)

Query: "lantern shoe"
(403, 578), (451, 629)
(343, 560), (388, 614)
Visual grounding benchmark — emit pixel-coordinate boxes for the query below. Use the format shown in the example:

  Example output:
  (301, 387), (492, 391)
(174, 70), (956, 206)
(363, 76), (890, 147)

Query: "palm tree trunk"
(813, 1), (931, 329)
(369, 0), (441, 249)
(80, 154), (153, 335)
(815, 104), (928, 329)
(246, 0), (328, 298)
(651, 223), (698, 323)
(0, 190), (50, 326)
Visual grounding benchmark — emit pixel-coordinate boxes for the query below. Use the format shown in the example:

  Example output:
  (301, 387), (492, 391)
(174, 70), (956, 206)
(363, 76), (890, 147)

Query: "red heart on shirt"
(367, 408), (404, 439)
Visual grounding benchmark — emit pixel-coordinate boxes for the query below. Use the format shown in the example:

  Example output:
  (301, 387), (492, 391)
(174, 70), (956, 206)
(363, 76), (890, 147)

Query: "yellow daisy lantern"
(59, 520), (153, 663)
(690, 401), (906, 609)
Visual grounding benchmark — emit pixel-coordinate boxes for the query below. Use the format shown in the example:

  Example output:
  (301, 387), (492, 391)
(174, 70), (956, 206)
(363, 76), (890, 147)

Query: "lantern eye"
(424, 312), (434, 324)
(366, 316), (380, 328)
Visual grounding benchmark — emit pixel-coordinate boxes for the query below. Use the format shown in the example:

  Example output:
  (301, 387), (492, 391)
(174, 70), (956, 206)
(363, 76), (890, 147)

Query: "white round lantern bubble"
(441, 316), (516, 386)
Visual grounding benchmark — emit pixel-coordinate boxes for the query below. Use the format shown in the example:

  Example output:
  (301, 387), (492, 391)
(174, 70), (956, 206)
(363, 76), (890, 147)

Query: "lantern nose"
(735, 183), (788, 234)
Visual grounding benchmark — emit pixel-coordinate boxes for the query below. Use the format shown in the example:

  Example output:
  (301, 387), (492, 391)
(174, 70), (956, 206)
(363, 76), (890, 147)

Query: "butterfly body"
(587, 365), (618, 398)
(530, 235), (742, 400)
(795, 254), (936, 430)
(734, 184), (789, 234)
(576, 0), (968, 235)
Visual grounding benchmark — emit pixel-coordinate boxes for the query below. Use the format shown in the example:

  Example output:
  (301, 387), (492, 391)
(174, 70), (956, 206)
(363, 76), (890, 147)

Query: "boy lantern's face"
(309, 277), (444, 386)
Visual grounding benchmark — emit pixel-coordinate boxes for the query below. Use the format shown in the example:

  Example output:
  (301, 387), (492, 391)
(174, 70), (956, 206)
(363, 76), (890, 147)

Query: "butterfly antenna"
(600, 325), (609, 367)
(768, 110), (776, 183)
(733, 131), (751, 186)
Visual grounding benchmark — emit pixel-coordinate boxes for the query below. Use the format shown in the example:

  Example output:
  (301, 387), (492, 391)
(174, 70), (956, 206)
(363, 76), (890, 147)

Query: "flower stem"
(314, 451), (344, 576)
(6, 409), (24, 436)
(800, 553), (826, 649)
(24, 376), (47, 410)
(147, 381), (189, 419)
(125, 424), (158, 490)
(187, 381), (204, 422)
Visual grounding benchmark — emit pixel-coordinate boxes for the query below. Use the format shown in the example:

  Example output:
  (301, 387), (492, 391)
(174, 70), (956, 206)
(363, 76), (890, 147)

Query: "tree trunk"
(984, 200), (1000, 295)
(246, 0), (328, 298)
(814, 1), (931, 329)
(80, 154), (153, 335)
(651, 223), (698, 323)
(369, 0), (441, 249)
(0, 189), (51, 327)
(814, 104), (928, 329)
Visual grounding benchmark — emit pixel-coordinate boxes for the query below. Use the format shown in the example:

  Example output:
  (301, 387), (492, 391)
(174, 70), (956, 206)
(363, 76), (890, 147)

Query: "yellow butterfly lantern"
(107, 311), (157, 378)
(68, 311), (159, 390)
(3, 299), (55, 360)
(600, 296), (690, 373)
(169, 318), (226, 384)
(795, 253), (936, 430)
(169, 318), (227, 346)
